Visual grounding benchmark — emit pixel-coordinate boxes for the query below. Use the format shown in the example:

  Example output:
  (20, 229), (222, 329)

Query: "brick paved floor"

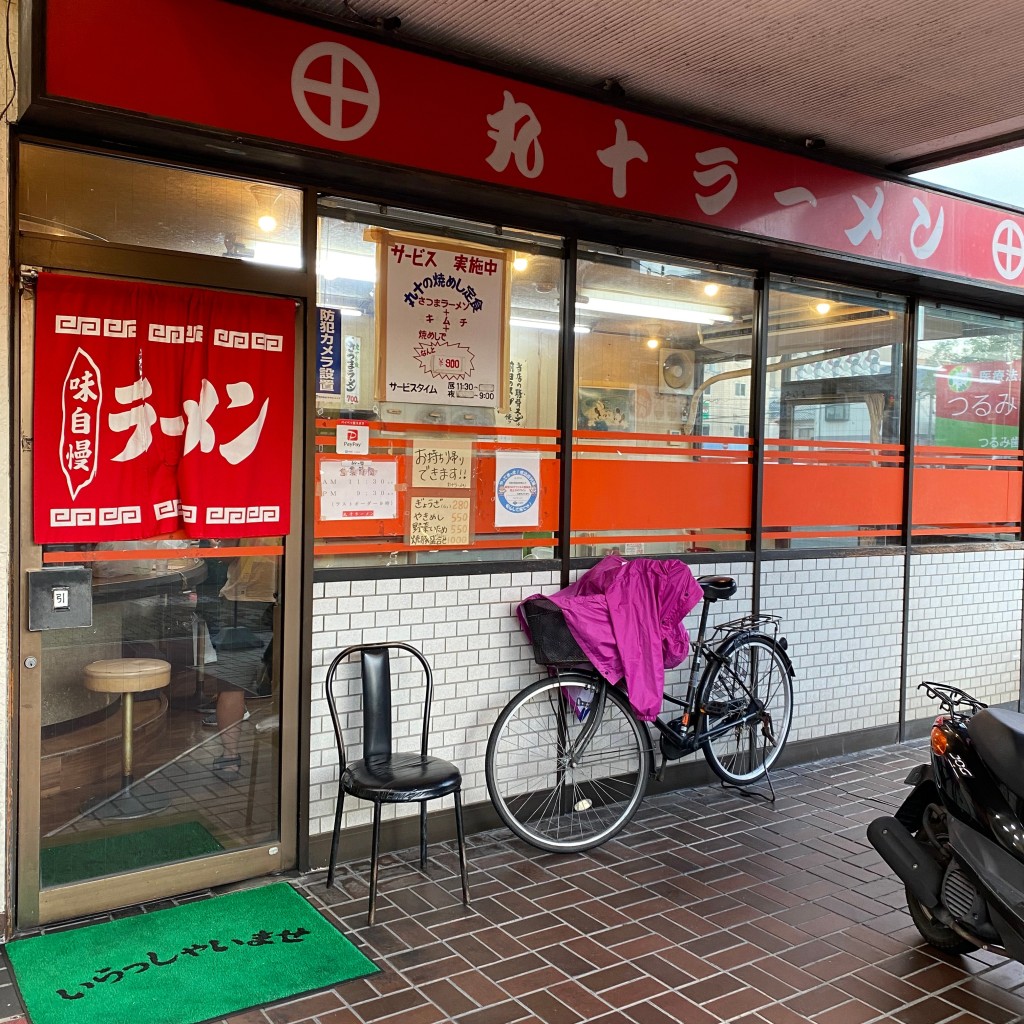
(9, 741), (1024, 1024)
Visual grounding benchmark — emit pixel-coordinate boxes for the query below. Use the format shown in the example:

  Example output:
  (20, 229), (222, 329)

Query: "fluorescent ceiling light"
(510, 316), (590, 334)
(576, 296), (732, 325)
(251, 239), (303, 268)
(704, 309), (894, 343)
(318, 250), (377, 281)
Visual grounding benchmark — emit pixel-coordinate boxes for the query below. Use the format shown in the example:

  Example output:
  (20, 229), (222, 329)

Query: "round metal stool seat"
(83, 658), (171, 818)
(84, 658), (172, 695)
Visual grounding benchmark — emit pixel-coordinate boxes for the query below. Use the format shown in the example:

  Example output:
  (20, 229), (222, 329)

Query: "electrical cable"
(0, 0), (15, 123)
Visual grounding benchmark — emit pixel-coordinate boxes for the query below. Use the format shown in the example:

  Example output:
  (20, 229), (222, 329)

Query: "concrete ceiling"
(250, 0), (1024, 172)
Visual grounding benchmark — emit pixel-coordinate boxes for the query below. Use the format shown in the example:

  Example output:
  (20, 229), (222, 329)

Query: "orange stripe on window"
(761, 529), (901, 540)
(763, 464), (903, 527)
(571, 459), (752, 532)
(913, 467), (1023, 527)
(912, 524), (1021, 536)
(915, 443), (1024, 457)
(568, 531), (751, 546)
(766, 438), (902, 453)
(315, 419), (560, 438)
(43, 545), (284, 564)
(313, 537), (536, 555)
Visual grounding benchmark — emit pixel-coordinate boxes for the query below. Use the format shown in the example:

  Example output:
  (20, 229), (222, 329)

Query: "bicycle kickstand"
(719, 740), (777, 804)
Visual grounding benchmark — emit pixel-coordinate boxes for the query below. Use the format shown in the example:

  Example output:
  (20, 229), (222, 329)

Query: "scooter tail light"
(931, 725), (948, 756)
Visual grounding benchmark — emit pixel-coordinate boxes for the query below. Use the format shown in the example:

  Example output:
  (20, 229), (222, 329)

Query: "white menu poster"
(378, 231), (509, 407)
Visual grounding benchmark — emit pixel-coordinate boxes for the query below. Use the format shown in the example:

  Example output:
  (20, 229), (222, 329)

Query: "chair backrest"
(360, 647), (392, 759)
(325, 642), (433, 767)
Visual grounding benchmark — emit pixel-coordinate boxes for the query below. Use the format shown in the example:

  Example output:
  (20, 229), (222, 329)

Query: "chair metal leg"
(368, 802), (382, 926)
(327, 790), (345, 889)
(453, 790), (470, 907)
(419, 802), (428, 868)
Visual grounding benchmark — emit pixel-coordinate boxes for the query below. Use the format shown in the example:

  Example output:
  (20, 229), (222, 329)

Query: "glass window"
(912, 304), (1023, 540)
(762, 278), (907, 548)
(38, 537), (283, 886)
(313, 200), (563, 568)
(571, 247), (756, 555)
(18, 144), (303, 267)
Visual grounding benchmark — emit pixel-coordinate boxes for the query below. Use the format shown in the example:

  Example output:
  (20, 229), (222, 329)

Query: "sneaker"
(201, 708), (251, 728)
(196, 699), (217, 714)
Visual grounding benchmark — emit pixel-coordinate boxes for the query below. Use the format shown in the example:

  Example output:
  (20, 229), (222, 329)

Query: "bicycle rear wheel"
(698, 633), (793, 785)
(486, 674), (651, 852)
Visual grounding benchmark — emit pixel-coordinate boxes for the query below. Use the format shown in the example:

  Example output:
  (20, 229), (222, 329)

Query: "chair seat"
(342, 753), (462, 802)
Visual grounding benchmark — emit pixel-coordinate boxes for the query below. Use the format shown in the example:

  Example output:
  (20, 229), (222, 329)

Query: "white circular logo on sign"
(993, 219), (1024, 281)
(497, 468), (538, 514)
(291, 42), (380, 142)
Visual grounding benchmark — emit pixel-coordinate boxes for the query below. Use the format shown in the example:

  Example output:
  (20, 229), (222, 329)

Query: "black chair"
(325, 642), (470, 924)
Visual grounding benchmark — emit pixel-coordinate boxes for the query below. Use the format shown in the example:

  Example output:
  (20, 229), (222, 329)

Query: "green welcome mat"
(40, 821), (224, 888)
(5, 882), (377, 1024)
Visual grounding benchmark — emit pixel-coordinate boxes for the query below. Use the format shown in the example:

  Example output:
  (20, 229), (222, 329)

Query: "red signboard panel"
(34, 273), (295, 542)
(40, 0), (1024, 292)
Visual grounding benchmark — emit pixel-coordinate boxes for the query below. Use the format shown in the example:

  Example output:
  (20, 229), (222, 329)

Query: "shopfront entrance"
(13, 146), (307, 926)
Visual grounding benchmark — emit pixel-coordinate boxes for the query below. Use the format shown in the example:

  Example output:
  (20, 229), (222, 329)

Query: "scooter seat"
(968, 708), (1024, 802)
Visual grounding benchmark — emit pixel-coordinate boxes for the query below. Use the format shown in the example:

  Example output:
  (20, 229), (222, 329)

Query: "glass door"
(16, 274), (301, 926)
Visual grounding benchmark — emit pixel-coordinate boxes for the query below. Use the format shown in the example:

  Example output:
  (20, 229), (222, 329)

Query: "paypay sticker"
(336, 421), (370, 455)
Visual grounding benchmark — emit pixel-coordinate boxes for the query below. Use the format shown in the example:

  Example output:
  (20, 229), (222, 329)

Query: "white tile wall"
(906, 548), (1023, 719)
(310, 570), (563, 837)
(310, 551), (1022, 842)
(761, 556), (904, 741)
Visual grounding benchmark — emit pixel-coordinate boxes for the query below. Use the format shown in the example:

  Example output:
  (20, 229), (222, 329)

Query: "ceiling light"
(815, 302), (832, 315)
(576, 295), (733, 325)
(704, 283), (720, 297)
(251, 239), (303, 268)
(318, 251), (376, 281)
(646, 338), (660, 349)
(510, 316), (590, 334)
(704, 308), (894, 343)
(512, 255), (529, 272)
(257, 214), (278, 233)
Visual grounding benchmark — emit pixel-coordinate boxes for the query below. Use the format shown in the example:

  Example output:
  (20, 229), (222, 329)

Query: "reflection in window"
(762, 279), (907, 548)
(912, 305), (1023, 541)
(571, 247), (756, 555)
(18, 144), (303, 267)
(38, 538), (283, 884)
(314, 201), (562, 568)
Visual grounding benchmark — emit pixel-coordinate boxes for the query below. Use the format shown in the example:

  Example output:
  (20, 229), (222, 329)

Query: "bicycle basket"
(519, 597), (590, 666)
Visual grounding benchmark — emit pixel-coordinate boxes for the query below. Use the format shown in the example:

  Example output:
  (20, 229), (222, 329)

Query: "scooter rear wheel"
(905, 888), (976, 955)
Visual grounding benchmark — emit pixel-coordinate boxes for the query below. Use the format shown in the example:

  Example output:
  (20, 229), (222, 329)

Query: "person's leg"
(216, 688), (246, 759)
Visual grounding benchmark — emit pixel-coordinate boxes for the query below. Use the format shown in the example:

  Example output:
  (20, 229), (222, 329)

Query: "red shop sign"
(33, 273), (296, 543)
(41, 0), (1024, 293)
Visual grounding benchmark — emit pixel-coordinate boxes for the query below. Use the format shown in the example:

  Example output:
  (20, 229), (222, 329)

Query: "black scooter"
(868, 682), (1024, 961)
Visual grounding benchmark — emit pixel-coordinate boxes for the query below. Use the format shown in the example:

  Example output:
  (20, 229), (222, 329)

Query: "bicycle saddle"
(697, 575), (737, 602)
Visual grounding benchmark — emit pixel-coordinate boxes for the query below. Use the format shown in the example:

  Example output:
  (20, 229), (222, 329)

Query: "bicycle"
(485, 574), (795, 853)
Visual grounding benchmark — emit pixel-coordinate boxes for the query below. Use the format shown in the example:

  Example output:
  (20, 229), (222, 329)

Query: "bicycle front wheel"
(486, 674), (651, 853)
(698, 633), (793, 785)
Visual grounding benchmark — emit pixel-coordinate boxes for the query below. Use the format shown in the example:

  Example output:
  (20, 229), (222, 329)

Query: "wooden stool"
(83, 658), (171, 794)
